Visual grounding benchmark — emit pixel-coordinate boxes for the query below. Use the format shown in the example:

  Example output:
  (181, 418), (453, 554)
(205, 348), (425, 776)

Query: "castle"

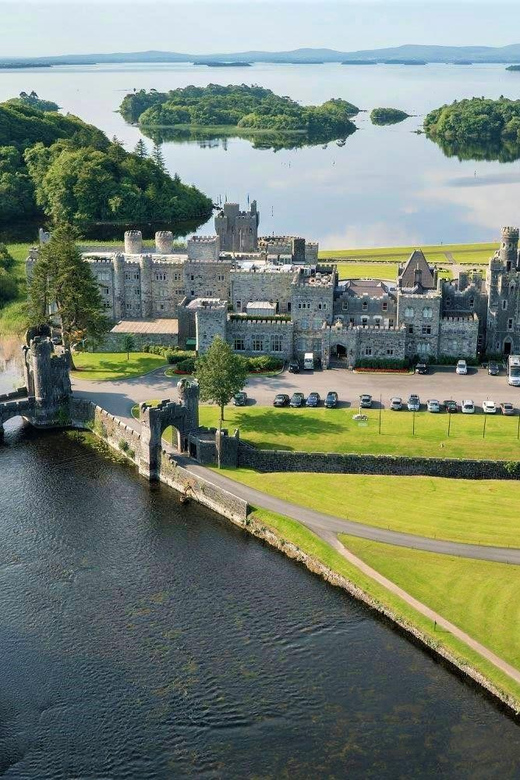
(26, 205), (520, 366)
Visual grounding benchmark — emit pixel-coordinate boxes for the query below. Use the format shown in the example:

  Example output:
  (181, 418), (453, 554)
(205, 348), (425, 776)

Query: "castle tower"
(139, 254), (153, 317)
(499, 227), (519, 270)
(124, 230), (143, 255)
(214, 201), (259, 252)
(155, 231), (174, 253)
(195, 300), (227, 353)
(177, 378), (199, 431)
(113, 252), (126, 320)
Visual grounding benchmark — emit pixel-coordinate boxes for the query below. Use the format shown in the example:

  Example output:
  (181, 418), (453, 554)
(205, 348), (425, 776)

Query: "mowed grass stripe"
(218, 469), (520, 548)
(340, 534), (520, 672)
(199, 406), (520, 459)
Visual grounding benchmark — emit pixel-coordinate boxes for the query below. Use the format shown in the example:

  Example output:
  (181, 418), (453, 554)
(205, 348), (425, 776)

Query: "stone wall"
(71, 399), (141, 461)
(226, 318), (294, 358)
(230, 268), (294, 314)
(439, 315), (479, 359)
(160, 452), (248, 525)
(95, 331), (178, 352)
(237, 442), (520, 479)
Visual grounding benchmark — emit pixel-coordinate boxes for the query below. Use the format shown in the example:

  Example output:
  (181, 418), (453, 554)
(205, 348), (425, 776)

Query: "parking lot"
(244, 365), (520, 410)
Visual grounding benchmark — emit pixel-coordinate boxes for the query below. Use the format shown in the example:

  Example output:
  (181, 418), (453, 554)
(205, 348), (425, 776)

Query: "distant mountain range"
(4, 44), (520, 66)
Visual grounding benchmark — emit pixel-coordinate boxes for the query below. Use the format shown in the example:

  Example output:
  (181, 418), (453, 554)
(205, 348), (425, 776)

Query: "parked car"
(415, 362), (428, 375)
(288, 360), (300, 373)
(233, 391), (247, 406)
(456, 359), (468, 375)
(482, 400), (497, 414)
(273, 393), (290, 407)
(306, 392), (321, 407)
(444, 399), (458, 413)
(359, 394), (372, 409)
(407, 394), (420, 412)
(461, 399), (475, 414)
(390, 396), (403, 411)
(488, 361), (500, 376)
(501, 402), (515, 416)
(427, 399), (441, 413)
(289, 392), (305, 408)
(325, 391), (338, 408)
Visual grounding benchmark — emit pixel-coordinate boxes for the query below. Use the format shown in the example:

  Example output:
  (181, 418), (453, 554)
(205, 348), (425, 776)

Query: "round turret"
(124, 230), (143, 255)
(500, 226), (519, 268)
(155, 230), (174, 253)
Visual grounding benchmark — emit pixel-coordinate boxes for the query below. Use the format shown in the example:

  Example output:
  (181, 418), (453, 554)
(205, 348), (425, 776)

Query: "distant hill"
(5, 44), (520, 66)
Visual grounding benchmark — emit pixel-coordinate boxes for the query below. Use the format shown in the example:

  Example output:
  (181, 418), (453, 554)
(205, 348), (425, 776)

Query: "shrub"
(244, 355), (284, 372)
(128, 448), (135, 460)
(176, 357), (196, 373)
(355, 357), (409, 370)
(119, 439), (130, 452)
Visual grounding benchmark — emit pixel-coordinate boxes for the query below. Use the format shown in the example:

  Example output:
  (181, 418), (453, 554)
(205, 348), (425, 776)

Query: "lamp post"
(378, 394), (382, 435)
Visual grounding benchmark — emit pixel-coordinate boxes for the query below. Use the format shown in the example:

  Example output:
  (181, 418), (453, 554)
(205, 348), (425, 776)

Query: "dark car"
(288, 360), (300, 373)
(306, 392), (321, 407)
(415, 362), (428, 375)
(273, 393), (290, 407)
(488, 361), (500, 376)
(289, 392), (305, 408)
(325, 391), (338, 408)
(359, 394), (372, 408)
(233, 391), (247, 406)
(444, 399), (458, 413)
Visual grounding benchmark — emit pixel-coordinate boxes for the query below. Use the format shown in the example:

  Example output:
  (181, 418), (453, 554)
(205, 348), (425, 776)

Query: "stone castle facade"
(25, 206), (520, 366)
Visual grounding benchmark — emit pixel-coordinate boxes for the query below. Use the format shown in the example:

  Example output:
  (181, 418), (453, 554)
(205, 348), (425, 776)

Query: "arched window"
(422, 307), (433, 319)
(404, 306), (415, 318)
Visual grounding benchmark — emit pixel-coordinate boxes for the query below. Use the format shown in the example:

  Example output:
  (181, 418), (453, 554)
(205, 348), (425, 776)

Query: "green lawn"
(218, 469), (520, 548)
(71, 352), (166, 381)
(0, 243), (32, 335)
(335, 261), (452, 281)
(341, 533), (520, 676)
(320, 241), (498, 264)
(199, 406), (520, 459)
(251, 508), (520, 706)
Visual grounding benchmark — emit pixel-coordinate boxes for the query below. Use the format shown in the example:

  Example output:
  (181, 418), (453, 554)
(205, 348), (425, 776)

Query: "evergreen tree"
(195, 337), (248, 467)
(151, 142), (166, 172)
(122, 333), (135, 360)
(28, 225), (110, 367)
(134, 138), (148, 158)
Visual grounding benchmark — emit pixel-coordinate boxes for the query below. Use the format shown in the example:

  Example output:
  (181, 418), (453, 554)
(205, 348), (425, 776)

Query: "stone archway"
(504, 338), (513, 356)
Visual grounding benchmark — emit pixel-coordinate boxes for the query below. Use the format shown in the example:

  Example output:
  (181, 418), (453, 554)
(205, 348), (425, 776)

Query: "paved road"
(73, 364), (520, 416)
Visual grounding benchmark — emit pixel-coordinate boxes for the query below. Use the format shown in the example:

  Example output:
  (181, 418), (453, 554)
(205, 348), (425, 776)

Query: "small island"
(198, 61), (251, 67)
(0, 62), (51, 69)
(424, 96), (520, 162)
(342, 60), (377, 65)
(120, 84), (359, 149)
(6, 91), (60, 112)
(370, 107), (411, 125)
(506, 65), (520, 72)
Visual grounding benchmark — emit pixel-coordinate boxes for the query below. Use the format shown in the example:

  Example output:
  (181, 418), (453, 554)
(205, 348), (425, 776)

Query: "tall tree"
(28, 225), (110, 368)
(195, 337), (248, 468)
(151, 142), (166, 172)
(122, 333), (135, 360)
(134, 138), (148, 158)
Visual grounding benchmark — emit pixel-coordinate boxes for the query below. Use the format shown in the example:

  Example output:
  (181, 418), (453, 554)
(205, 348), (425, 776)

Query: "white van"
(303, 352), (314, 370)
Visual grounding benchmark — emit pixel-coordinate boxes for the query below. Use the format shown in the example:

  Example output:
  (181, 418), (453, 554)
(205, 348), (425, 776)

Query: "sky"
(1, 1), (520, 58)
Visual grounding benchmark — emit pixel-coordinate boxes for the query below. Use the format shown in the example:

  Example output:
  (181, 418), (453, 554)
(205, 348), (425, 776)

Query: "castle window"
(342, 301), (349, 311)
(508, 318), (514, 331)
(135, 288), (140, 296)
(389, 318), (394, 328)
(271, 335), (283, 352)
(404, 307), (415, 318)
(287, 302), (291, 313)
(386, 348), (394, 356)
(126, 302), (131, 310)
(408, 325), (414, 334)
(374, 317), (381, 329)
(190, 275), (194, 281)
(134, 273), (139, 280)
(469, 297), (474, 308)
(234, 338), (245, 351)
(502, 300), (508, 310)
(174, 273), (180, 281)
(417, 343), (430, 354)
(422, 325), (432, 335)
(361, 317), (368, 328)
(252, 336), (263, 352)
(511, 284), (516, 294)
(365, 347), (372, 356)
(422, 307), (433, 319)
(349, 318), (355, 326)
(382, 301), (388, 312)
(362, 300), (368, 311)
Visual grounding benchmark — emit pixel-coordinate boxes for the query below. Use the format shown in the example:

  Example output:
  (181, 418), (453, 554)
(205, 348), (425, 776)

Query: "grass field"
(335, 261), (453, 281)
(71, 352), (166, 381)
(341, 533), (520, 674)
(252, 508), (520, 705)
(218, 469), (520, 547)
(320, 241), (497, 265)
(0, 243), (31, 335)
(198, 406), (520, 459)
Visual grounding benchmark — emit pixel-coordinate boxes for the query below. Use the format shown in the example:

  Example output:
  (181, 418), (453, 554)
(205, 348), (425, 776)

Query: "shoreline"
(68, 424), (520, 717)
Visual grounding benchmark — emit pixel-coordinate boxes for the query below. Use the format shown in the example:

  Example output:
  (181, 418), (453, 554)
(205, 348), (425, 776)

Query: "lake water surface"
(2, 62), (520, 246)
(0, 422), (520, 777)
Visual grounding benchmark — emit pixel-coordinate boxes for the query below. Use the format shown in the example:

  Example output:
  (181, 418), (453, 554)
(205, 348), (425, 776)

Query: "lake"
(1, 62), (520, 247)
(0, 422), (520, 777)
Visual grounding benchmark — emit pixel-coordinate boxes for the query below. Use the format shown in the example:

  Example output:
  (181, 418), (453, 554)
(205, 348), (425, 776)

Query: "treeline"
(120, 84), (359, 137)
(0, 99), (212, 228)
(424, 97), (520, 144)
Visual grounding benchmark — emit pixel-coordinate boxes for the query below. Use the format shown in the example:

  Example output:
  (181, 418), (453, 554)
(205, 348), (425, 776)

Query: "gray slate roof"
(398, 250), (436, 290)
